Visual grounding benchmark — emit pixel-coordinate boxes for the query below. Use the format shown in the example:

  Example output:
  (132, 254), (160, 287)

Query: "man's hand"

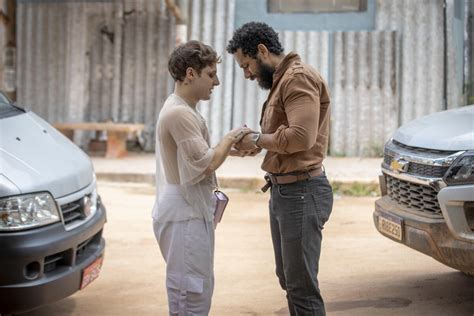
(245, 147), (262, 156)
(229, 148), (246, 157)
(227, 127), (252, 143)
(230, 147), (262, 157)
(235, 132), (260, 151)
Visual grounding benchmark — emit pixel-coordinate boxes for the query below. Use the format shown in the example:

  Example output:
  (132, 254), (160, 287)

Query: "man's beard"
(256, 58), (275, 90)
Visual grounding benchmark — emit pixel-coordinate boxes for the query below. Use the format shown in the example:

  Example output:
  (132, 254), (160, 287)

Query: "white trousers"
(153, 218), (215, 316)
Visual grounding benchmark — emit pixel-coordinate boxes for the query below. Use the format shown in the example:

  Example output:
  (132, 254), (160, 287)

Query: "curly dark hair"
(168, 40), (221, 82)
(226, 22), (283, 58)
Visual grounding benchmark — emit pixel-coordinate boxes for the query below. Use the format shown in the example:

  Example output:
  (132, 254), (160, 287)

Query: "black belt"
(261, 167), (323, 192)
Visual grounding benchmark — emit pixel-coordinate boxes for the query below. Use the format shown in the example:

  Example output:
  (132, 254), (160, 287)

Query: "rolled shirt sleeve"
(259, 73), (321, 154)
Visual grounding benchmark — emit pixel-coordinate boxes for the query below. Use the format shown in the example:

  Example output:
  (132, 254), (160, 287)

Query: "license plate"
(80, 257), (103, 290)
(378, 213), (403, 241)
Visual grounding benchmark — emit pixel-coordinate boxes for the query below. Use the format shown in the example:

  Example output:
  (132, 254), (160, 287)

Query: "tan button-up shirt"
(259, 52), (331, 174)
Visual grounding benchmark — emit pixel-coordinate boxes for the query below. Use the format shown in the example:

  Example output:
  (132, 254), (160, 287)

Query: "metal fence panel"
(187, 0), (237, 145)
(376, 0), (452, 124)
(332, 31), (398, 156)
(17, 0), (176, 150)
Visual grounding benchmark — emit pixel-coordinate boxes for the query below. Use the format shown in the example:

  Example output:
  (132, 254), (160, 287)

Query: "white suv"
(374, 105), (474, 274)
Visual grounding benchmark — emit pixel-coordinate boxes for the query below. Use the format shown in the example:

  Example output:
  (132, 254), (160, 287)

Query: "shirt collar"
(272, 52), (301, 86)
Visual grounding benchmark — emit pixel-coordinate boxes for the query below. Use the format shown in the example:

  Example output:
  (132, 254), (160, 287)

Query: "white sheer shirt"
(152, 94), (217, 223)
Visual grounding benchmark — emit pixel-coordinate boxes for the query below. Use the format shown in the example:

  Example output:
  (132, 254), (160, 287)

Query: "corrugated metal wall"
(115, 0), (175, 146)
(16, 0), (176, 149)
(332, 31), (398, 156)
(15, 0), (465, 156)
(186, 0), (236, 146)
(17, 2), (71, 122)
(375, 0), (461, 124)
(180, 0), (457, 155)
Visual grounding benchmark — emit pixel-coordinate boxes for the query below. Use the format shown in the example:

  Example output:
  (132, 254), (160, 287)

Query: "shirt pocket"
(263, 98), (285, 132)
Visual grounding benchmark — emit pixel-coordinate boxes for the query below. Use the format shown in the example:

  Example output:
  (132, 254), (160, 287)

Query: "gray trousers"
(269, 174), (333, 316)
(153, 218), (215, 316)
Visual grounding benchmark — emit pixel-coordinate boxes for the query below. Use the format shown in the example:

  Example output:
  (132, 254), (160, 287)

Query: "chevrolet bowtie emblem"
(390, 158), (409, 173)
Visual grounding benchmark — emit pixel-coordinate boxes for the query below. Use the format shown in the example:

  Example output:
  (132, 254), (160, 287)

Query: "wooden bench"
(54, 122), (145, 158)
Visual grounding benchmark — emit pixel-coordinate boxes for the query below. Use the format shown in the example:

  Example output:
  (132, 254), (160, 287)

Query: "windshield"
(0, 94), (24, 119)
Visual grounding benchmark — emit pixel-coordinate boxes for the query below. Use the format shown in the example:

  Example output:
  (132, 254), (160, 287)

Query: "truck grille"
(384, 154), (449, 178)
(386, 174), (441, 215)
(407, 162), (449, 178)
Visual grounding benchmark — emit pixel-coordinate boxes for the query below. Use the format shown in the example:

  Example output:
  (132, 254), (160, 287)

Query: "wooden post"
(106, 131), (128, 158)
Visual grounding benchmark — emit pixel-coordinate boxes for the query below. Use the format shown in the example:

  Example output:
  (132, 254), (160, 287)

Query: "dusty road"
(24, 182), (473, 316)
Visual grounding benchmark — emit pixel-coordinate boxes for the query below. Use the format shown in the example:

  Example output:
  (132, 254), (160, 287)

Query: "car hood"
(393, 105), (474, 151)
(0, 111), (93, 198)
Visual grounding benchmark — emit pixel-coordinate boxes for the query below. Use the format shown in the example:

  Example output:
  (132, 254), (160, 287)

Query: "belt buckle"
(260, 173), (273, 193)
(261, 174), (272, 193)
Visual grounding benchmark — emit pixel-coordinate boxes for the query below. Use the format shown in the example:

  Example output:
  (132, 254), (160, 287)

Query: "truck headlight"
(444, 151), (474, 185)
(0, 192), (60, 231)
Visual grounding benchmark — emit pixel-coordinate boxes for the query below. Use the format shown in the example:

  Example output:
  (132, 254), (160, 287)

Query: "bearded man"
(227, 22), (334, 316)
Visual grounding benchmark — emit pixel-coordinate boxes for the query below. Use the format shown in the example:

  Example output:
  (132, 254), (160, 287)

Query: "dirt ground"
(24, 182), (474, 316)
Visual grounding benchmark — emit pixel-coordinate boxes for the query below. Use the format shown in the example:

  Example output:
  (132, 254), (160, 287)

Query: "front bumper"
(438, 184), (474, 242)
(0, 197), (107, 314)
(374, 195), (474, 273)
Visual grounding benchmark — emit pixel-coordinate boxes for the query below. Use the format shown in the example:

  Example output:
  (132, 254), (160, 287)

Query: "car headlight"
(0, 192), (60, 231)
(444, 151), (474, 185)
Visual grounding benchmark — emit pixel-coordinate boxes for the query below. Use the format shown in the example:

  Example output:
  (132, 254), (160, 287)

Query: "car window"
(0, 98), (24, 119)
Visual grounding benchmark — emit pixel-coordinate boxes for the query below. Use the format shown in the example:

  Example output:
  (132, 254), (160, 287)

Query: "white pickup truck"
(374, 105), (474, 274)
